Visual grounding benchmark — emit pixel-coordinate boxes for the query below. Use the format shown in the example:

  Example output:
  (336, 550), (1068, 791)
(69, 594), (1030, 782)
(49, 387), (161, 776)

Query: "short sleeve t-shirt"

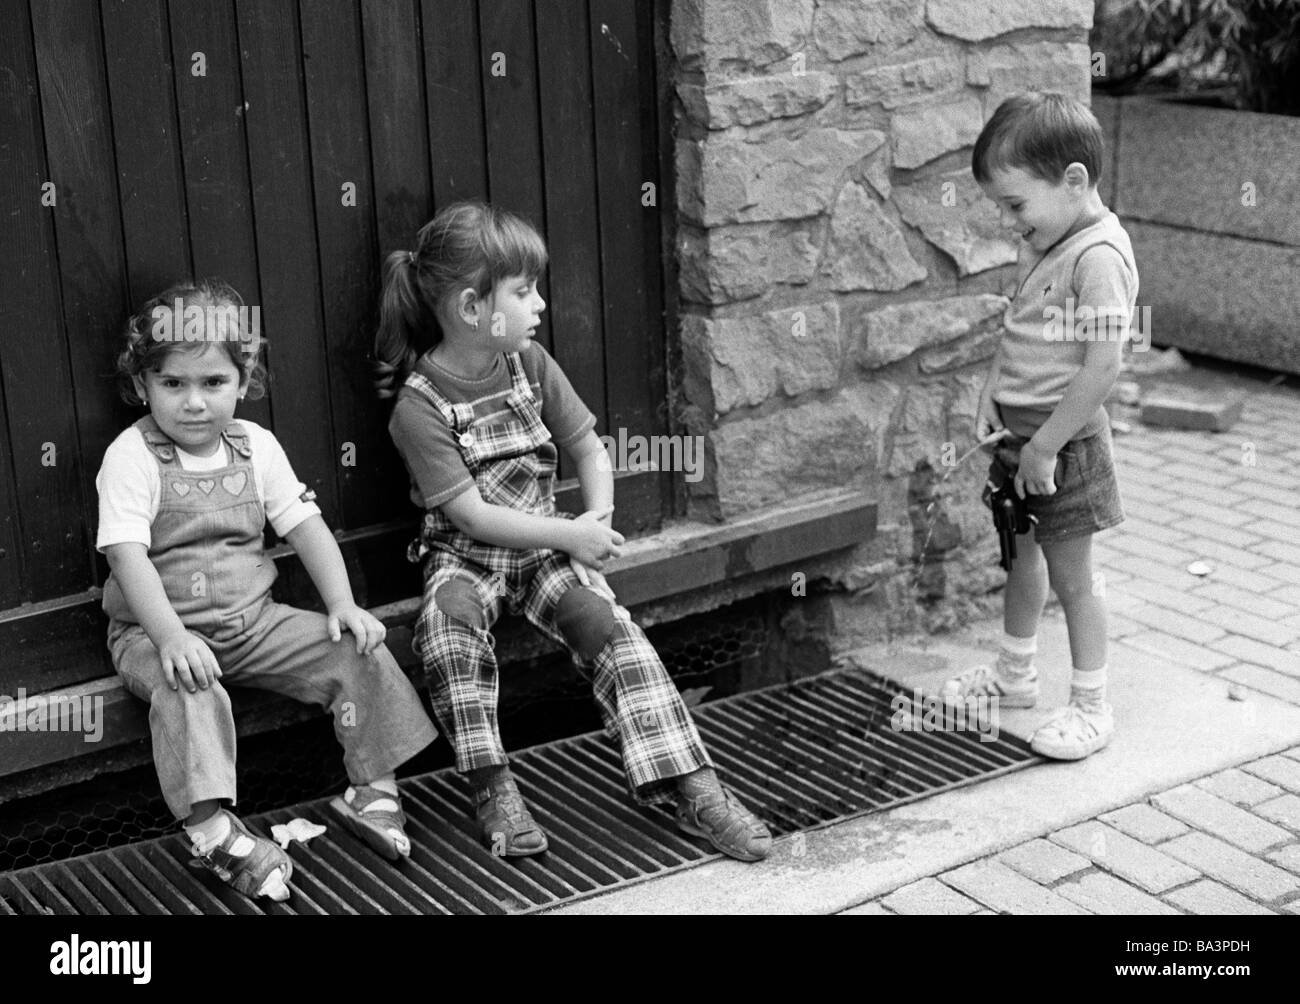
(95, 420), (322, 551)
(388, 342), (597, 509)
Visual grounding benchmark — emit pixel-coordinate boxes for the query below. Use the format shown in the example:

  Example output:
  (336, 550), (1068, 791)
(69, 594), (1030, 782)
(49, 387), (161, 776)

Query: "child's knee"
(1047, 560), (1094, 604)
(555, 587), (619, 661)
(433, 578), (488, 630)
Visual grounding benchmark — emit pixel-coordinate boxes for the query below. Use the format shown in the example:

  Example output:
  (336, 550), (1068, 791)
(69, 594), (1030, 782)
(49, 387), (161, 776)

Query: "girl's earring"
(471, 319), (479, 330)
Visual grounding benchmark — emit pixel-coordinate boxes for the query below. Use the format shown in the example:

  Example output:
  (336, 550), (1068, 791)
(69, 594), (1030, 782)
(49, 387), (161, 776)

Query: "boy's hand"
(565, 507), (624, 570)
(157, 630), (223, 693)
(327, 603), (387, 655)
(1014, 440), (1058, 498)
(975, 395), (1003, 443)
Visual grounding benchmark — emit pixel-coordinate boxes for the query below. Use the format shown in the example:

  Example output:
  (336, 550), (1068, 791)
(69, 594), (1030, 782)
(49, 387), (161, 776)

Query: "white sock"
(367, 776), (399, 797)
(996, 632), (1037, 681)
(1071, 665), (1108, 709)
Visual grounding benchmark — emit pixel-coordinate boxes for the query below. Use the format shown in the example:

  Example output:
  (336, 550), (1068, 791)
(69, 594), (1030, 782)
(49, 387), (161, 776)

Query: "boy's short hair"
(971, 92), (1105, 185)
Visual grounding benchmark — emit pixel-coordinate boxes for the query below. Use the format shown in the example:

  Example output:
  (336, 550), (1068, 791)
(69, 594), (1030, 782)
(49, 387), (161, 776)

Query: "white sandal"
(1031, 703), (1113, 760)
(941, 664), (1038, 708)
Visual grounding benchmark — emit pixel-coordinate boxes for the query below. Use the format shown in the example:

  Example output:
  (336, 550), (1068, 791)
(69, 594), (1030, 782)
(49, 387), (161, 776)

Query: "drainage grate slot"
(1, 669), (1038, 913)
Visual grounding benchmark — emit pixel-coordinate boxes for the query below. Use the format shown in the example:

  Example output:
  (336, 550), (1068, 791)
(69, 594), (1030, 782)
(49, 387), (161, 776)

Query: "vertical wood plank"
(168, 0), (270, 429)
(100, 0), (192, 304)
(422, 0), (487, 207)
(362, 0), (432, 258)
(536, 0), (607, 439)
(0, 0), (92, 601)
(302, 0), (406, 536)
(589, 0), (658, 438)
(30, 0), (135, 588)
(235, 0), (341, 525)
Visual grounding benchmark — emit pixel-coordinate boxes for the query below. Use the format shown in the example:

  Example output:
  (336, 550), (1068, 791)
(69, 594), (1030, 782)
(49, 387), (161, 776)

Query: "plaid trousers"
(414, 549), (711, 805)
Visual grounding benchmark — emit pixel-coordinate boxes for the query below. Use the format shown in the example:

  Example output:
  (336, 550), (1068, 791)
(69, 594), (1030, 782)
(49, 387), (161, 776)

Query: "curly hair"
(116, 278), (267, 406)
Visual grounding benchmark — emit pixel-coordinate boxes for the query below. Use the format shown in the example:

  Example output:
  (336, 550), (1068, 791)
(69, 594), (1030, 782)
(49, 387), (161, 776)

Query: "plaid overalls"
(406, 353), (710, 804)
(104, 416), (437, 820)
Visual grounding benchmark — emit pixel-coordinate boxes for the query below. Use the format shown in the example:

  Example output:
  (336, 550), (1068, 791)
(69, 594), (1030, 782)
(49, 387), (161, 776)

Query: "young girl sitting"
(377, 202), (771, 862)
(98, 280), (438, 902)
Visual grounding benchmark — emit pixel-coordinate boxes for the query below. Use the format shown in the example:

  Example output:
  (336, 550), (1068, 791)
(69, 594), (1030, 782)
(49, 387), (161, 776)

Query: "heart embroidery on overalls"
(197, 479), (216, 495)
(221, 472), (247, 496)
(172, 481), (191, 497)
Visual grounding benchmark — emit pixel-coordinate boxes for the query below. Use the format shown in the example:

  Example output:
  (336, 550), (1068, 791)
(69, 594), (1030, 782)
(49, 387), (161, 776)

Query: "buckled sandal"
(676, 786), (772, 862)
(329, 784), (411, 861)
(474, 773), (548, 857)
(188, 810), (293, 902)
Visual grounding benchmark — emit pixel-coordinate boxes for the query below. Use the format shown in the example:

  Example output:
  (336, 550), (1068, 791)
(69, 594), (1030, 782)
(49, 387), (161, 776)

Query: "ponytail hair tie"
(407, 251), (418, 266)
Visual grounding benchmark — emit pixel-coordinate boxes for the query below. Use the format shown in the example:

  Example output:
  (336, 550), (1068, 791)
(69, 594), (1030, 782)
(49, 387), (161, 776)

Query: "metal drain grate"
(0, 669), (1036, 915)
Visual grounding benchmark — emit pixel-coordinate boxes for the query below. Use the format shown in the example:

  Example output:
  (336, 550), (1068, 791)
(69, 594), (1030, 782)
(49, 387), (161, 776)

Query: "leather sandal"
(676, 786), (772, 862)
(329, 784), (411, 861)
(474, 773), (548, 857)
(188, 810), (292, 902)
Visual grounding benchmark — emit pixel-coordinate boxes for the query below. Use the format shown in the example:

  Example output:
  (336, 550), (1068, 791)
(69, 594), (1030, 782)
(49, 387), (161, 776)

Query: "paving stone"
(1238, 498), (1300, 528)
(1122, 604), (1227, 645)
(1100, 803), (1190, 843)
(1259, 563), (1300, 587)
(1254, 794), (1300, 832)
(1055, 872), (1180, 915)
(1050, 821), (1200, 894)
(1285, 899), (1300, 914)
(1268, 845), (1300, 875)
(1191, 582), (1298, 621)
(1152, 784), (1293, 852)
(1175, 481), (1251, 507)
(1164, 879), (1276, 915)
(839, 901), (894, 916)
(1107, 614), (1145, 639)
(1166, 496), (1257, 528)
(1104, 534), (1198, 565)
(1243, 755), (1300, 793)
(1123, 631), (1235, 672)
(1268, 586), (1300, 607)
(1109, 557), (1205, 590)
(1160, 831), (1300, 900)
(998, 839), (1091, 884)
(1199, 605), (1298, 647)
(1177, 540), (1275, 573)
(1157, 461), (1240, 488)
(1240, 519), (1300, 548)
(1251, 541), (1300, 566)
(1208, 636), (1300, 677)
(1220, 664), (1300, 705)
(1119, 517), (1193, 546)
(1115, 579), (1214, 613)
(942, 859), (1090, 915)
(879, 877), (981, 915)
(1284, 748), (1300, 763)
(1194, 768), (1285, 807)
(1171, 517), (1264, 550)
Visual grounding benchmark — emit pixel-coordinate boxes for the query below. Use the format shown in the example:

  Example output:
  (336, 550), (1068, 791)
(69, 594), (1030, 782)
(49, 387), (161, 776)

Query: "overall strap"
(404, 370), (475, 434)
(220, 421), (254, 459)
(136, 415), (179, 464)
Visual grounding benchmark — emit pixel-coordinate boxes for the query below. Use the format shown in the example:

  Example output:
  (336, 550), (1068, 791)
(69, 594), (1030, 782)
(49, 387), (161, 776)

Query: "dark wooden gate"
(0, 0), (672, 702)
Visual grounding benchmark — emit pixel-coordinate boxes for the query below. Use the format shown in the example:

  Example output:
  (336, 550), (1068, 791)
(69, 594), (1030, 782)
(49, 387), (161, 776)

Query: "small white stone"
(1187, 560), (1214, 576)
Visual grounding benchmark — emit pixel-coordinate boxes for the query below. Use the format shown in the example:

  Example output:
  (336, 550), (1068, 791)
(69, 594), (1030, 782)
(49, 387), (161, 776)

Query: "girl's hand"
(1014, 440), (1058, 498)
(566, 509), (625, 570)
(569, 558), (618, 602)
(328, 603), (387, 655)
(157, 630), (223, 693)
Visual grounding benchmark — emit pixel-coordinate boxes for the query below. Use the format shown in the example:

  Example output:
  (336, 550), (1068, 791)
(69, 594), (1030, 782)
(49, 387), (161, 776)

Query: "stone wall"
(668, 0), (1095, 648)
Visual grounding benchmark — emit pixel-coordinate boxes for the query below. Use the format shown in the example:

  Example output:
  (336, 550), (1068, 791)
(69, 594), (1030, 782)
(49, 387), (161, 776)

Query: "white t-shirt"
(95, 420), (322, 551)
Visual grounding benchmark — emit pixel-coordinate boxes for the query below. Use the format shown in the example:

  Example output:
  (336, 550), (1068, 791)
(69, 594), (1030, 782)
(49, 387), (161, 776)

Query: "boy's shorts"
(987, 422), (1124, 544)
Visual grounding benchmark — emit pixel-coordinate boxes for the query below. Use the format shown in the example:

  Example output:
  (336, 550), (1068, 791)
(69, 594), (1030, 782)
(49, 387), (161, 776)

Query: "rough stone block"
(680, 301), (842, 415)
(710, 382), (901, 517)
(853, 293), (1006, 369)
(879, 877), (982, 915)
(926, 0), (1093, 42)
(1161, 831), (1299, 901)
(1118, 97), (1300, 248)
(1151, 784), (1292, 853)
(1050, 821), (1200, 894)
(678, 220), (820, 304)
(677, 72), (837, 129)
(999, 838), (1090, 884)
(894, 170), (1018, 275)
(892, 93), (983, 169)
(845, 51), (965, 109)
(1055, 872), (1180, 915)
(813, 0), (924, 61)
(942, 859), (1090, 914)
(1140, 388), (1244, 432)
(670, 0), (815, 73)
(822, 182), (926, 291)
(1125, 221), (1300, 376)
(1164, 879), (1276, 916)
(679, 128), (885, 226)
(1099, 803), (1190, 844)
(974, 41), (1091, 114)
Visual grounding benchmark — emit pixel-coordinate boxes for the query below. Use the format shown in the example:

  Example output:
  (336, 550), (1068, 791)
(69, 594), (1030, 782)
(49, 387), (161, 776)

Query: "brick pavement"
(841, 380), (1300, 915)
